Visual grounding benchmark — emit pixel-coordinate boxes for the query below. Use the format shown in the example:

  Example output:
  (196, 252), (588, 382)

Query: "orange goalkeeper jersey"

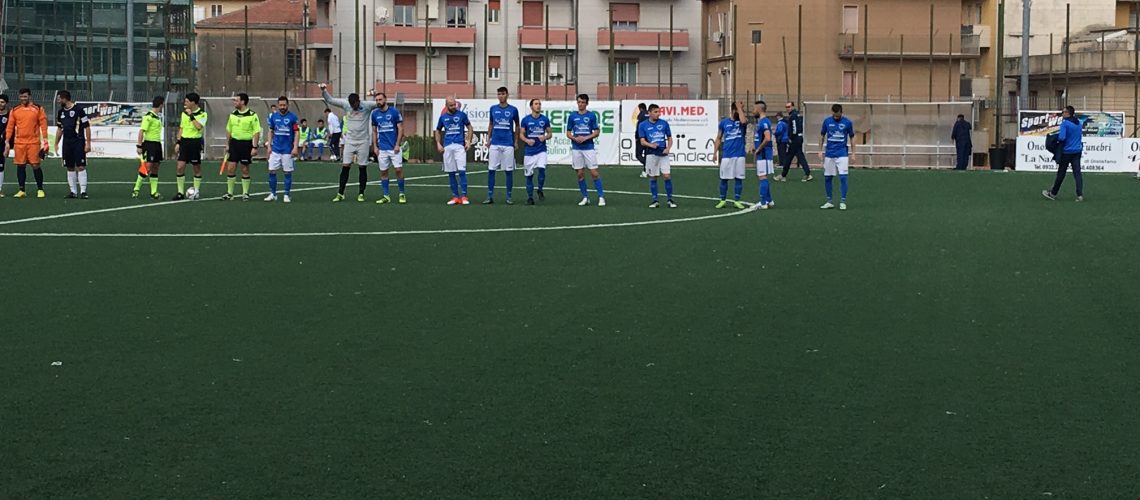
(5, 103), (48, 146)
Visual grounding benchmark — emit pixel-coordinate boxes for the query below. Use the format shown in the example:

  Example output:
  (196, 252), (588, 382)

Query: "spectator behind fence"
(952, 114), (972, 171)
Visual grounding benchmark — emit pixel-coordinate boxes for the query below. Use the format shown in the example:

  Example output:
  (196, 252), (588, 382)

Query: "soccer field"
(2, 159), (1139, 498)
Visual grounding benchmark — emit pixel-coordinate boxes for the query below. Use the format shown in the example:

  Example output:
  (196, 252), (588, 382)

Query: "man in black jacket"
(951, 114), (972, 170)
(635, 102), (648, 177)
(782, 102), (812, 181)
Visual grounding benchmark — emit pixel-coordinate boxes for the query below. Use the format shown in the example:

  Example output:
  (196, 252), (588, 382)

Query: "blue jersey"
(520, 113), (551, 156)
(775, 120), (789, 143)
(567, 111), (599, 151)
(821, 116), (855, 158)
(637, 119), (672, 157)
(1059, 117), (1083, 154)
(370, 106), (403, 151)
(754, 117), (774, 160)
(718, 118), (745, 159)
(489, 104), (520, 147)
(267, 111), (299, 154)
(436, 111), (471, 147)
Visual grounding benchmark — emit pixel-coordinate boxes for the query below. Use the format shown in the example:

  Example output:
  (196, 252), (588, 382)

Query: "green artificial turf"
(1, 160), (1139, 498)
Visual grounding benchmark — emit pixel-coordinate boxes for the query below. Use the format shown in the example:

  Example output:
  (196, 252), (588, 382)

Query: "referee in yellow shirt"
(174, 92), (207, 200)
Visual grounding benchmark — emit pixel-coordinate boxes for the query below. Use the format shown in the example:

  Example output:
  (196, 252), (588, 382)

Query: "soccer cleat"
(221, 193), (234, 201)
(767, 201), (776, 208)
(482, 198), (494, 205)
(839, 202), (848, 210)
(330, 155), (338, 161)
(264, 194), (277, 202)
(460, 196), (470, 205)
(15, 190), (27, 199)
(80, 192), (89, 200)
(376, 195), (392, 204)
(758, 203), (769, 210)
(66, 192), (77, 199)
(242, 193), (250, 201)
(649, 200), (660, 208)
(505, 198), (514, 205)
(283, 195), (292, 203)
(356, 194), (365, 202)
(802, 175), (813, 182)
(639, 171), (648, 178)
(398, 193), (407, 204)
(773, 175), (784, 182)
(332, 193), (345, 202)
(578, 197), (590, 206)
(537, 189), (545, 201)
(715, 200), (728, 209)
(820, 201), (834, 209)
(1041, 190), (1056, 201)
(0, 192), (4, 198)
(150, 192), (162, 200)
(526, 198), (535, 205)
(130, 190), (139, 199)
(447, 197), (460, 205)
(37, 190), (46, 199)
(779, 176), (788, 182)
(733, 201), (746, 209)
(667, 199), (678, 208)
(598, 197), (606, 207)
(1076, 195), (1084, 202)
(173, 192), (185, 201)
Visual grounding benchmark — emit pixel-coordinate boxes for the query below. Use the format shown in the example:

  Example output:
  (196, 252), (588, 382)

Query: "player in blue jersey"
(751, 100), (775, 209)
(263, 96), (299, 202)
(637, 104), (676, 208)
(519, 99), (552, 205)
(485, 87), (521, 204)
(435, 96), (474, 205)
(818, 103), (856, 210)
(566, 94), (606, 206)
(713, 101), (747, 209)
(369, 92), (406, 204)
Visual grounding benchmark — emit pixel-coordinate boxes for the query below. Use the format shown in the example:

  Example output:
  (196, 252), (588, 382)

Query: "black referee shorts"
(228, 139), (253, 165)
(178, 138), (204, 164)
(142, 141), (163, 163)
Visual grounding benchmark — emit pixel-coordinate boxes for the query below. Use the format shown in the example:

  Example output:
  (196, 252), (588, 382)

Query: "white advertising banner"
(619, 100), (719, 167)
(1125, 139), (1140, 173)
(1016, 136), (1135, 173)
(432, 98), (621, 166)
(77, 102), (156, 158)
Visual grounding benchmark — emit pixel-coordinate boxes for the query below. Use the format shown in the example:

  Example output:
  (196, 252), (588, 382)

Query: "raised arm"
(321, 88), (350, 112)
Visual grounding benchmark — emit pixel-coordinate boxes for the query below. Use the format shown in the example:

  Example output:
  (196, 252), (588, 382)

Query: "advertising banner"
(1015, 136), (1134, 173)
(1017, 110), (1126, 137)
(619, 100), (719, 166)
(432, 99), (621, 166)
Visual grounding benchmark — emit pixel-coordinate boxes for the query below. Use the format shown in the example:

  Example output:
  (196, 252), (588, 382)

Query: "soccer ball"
(185, 186), (199, 200)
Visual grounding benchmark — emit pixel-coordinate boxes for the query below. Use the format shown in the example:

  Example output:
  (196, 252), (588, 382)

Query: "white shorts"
(342, 142), (369, 166)
(523, 153), (547, 176)
(268, 152), (295, 172)
(755, 159), (775, 177)
(824, 156), (850, 176)
(645, 155), (671, 177)
(719, 157), (746, 180)
(377, 150), (403, 171)
(571, 149), (599, 170)
(442, 144), (467, 173)
(488, 145), (516, 171)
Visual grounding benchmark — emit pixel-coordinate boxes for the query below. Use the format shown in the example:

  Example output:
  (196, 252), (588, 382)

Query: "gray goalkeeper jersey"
(322, 89), (376, 146)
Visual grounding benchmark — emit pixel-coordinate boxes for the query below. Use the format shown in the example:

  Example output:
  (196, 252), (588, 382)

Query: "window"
(235, 48), (251, 76)
(210, 4), (222, 17)
(394, 54), (417, 81)
(287, 49), (302, 78)
(842, 71), (857, 97)
(447, 55), (468, 82)
(523, 57), (544, 84)
(615, 59), (637, 85)
(488, 56), (501, 80)
(488, 0), (501, 23)
(522, 1), (543, 27)
(610, 3), (639, 30)
(447, 0), (468, 27)
(394, 0), (416, 27)
(842, 5), (858, 34)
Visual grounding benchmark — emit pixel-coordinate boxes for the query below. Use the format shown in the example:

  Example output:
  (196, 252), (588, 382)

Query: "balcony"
(517, 83), (575, 100)
(302, 27), (333, 49)
(518, 26), (578, 50)
(375, 25), (476, 48)
(596, 28), (689, 52)
(836, 33), (980, 59)
(379, 80), (475, 99)
(1005, 50), (1139, 79)
(595, 83), (690, 100)
(962, 24), (992, 49)
(959, 77), (992, 98)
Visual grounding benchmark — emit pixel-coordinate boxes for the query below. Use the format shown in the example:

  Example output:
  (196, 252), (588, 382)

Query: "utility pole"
(1020, 0), (1031, 109)
(126, 0), (135, 97)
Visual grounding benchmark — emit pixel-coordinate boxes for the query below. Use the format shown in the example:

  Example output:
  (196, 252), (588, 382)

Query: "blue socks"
(487, 170), (496, 198)
(537, 169), (546, 189)
(593, 178), (604, 197)
(824, 175), (834, 200)
(382, 178), (390, 196)
(733, 179), (743, 200)
(578, 179), (588, 197)
(283, 172), (292, 195)
(759, 178), (771, 204)
(458, 171), (468, 195)
(526, 175), (535, 197)
(448, 172), (459, 197)
(268, 172), (278, 195)
(650, 179), (659, 200)
(839, 174), (849, 201)
(505, 171), (514, 200)
(397, 178), (405, 193)
(719, 179), (728, 200)
(664, 179), (673, 199)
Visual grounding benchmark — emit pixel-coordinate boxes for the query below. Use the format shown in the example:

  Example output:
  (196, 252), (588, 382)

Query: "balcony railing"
(596, 83), (690, 99)
(381, 80), (475, 99)
(518, 26), (578, 49)
(1005, 50), (1140, 77)
(596, 28), (689, 51)
(836, 33), (980, 58)
(375, 24), (476, 48)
